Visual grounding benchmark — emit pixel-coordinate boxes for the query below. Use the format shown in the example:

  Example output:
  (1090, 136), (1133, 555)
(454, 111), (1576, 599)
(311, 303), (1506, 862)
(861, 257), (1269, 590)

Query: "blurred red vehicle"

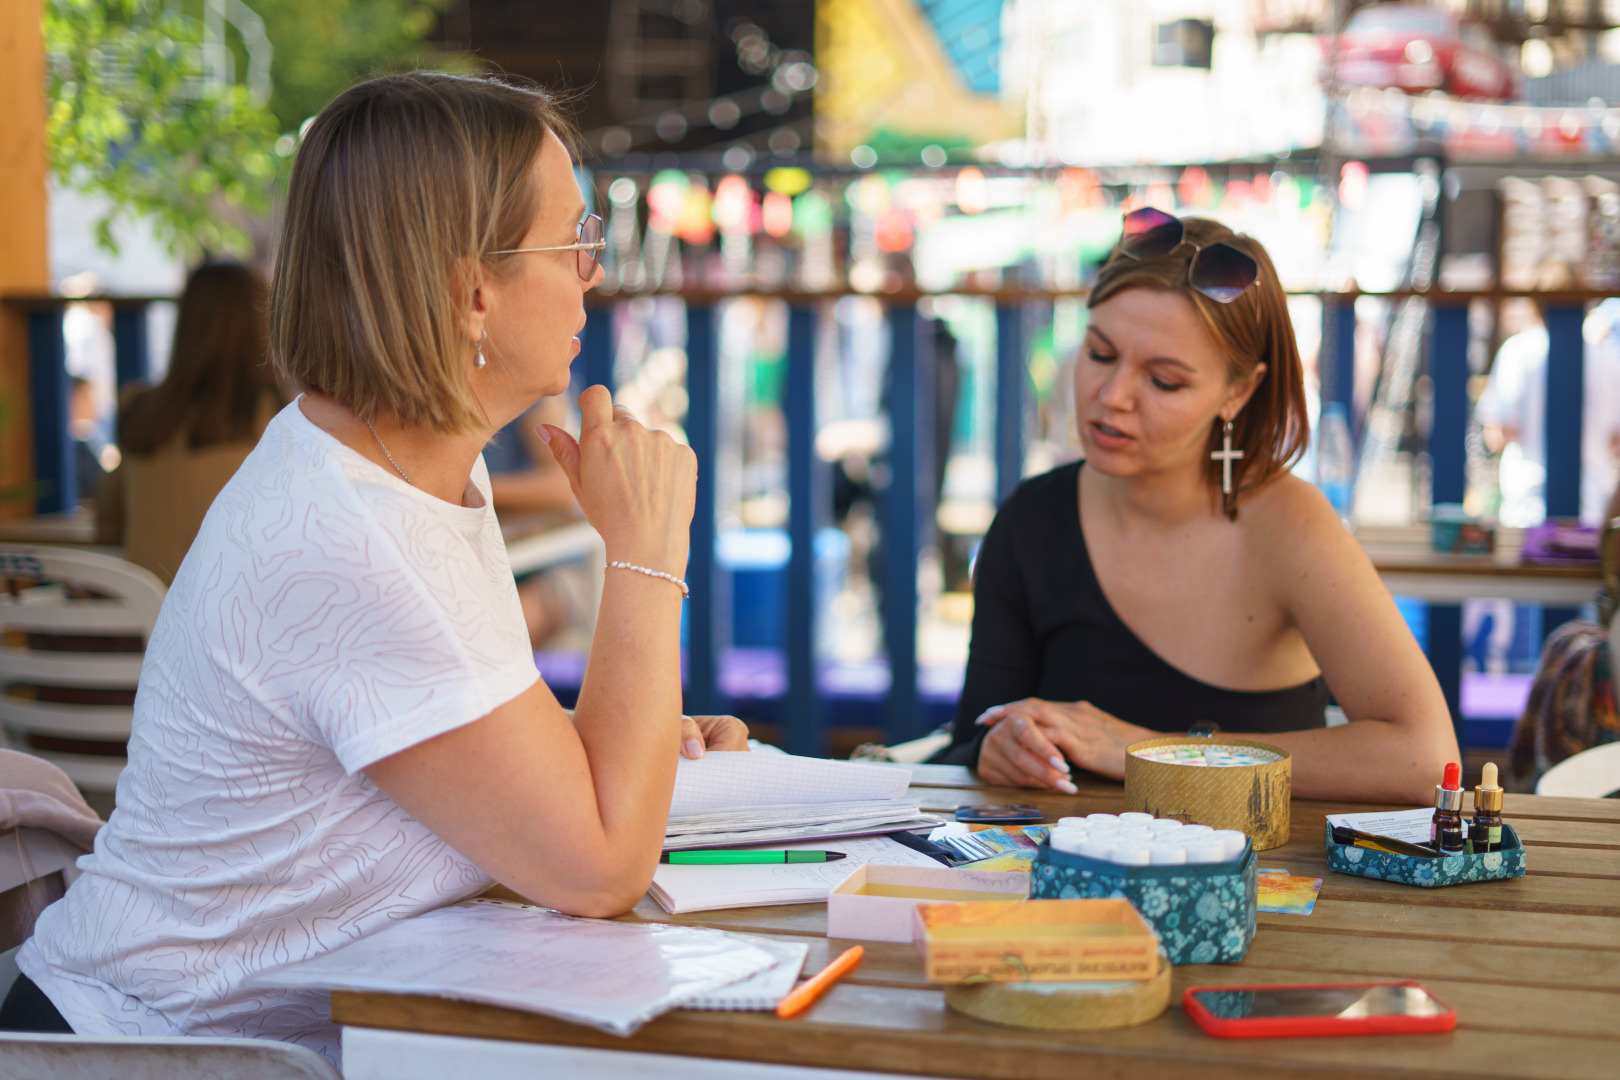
(1329, 2), (1517, 101)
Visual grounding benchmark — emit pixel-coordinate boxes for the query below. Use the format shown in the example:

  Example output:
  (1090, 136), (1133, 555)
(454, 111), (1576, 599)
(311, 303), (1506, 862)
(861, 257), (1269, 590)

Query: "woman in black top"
(938, 212), (1457, 804)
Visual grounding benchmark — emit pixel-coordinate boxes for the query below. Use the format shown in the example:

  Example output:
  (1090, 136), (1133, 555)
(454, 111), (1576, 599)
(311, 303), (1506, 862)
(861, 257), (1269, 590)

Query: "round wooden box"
(1123, 736), (1291, 850)
(945, 955), (1171, 1031)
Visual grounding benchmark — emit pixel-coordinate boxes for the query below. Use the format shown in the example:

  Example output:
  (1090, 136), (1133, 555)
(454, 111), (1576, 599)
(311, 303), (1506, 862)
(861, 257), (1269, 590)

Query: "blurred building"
(434, 0), (815, 169)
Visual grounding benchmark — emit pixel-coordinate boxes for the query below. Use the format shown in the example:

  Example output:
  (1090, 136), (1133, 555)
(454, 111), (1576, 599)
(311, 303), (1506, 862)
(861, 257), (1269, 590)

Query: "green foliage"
(248, 0), (457, 135)
(45, 0), (280, 258)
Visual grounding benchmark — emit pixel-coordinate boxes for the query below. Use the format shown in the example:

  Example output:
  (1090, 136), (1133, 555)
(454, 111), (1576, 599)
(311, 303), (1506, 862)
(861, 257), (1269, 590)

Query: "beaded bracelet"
(608, 560), (690, 598)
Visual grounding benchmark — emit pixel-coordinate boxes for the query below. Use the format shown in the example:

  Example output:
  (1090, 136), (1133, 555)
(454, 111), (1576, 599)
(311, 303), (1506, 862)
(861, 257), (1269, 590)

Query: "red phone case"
(1182, 981), (1456, 1039)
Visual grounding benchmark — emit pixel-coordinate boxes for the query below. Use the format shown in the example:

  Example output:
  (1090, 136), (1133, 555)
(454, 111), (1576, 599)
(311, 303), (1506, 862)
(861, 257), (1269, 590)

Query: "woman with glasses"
(935, 211), (1458, 804)
(9, 73), (743, 1061)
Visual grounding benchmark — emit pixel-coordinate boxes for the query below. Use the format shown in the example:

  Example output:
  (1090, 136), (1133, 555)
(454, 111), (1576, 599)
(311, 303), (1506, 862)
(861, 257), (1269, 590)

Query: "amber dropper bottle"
(1471, 762), (1505, 854)
(1431, 762), (1466, 854)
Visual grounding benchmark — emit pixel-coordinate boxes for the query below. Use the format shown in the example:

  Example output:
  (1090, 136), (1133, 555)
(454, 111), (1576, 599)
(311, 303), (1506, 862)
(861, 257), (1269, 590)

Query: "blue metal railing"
(9, 288), (1609, 754)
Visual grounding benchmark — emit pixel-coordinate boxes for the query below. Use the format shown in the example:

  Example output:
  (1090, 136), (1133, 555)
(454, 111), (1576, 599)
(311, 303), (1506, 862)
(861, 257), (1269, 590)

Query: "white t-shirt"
(19, 400), (540, 1064)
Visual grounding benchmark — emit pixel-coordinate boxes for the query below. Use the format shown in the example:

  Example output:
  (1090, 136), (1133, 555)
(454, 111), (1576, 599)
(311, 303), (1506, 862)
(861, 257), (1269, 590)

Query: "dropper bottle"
(1431, 762), (1466, 854)
(1470, 762), (1505, 854)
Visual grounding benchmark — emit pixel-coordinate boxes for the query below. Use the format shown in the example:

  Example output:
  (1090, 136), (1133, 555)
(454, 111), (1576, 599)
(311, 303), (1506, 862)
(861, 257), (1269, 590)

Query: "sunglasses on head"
(1115, 207), (1258, 304)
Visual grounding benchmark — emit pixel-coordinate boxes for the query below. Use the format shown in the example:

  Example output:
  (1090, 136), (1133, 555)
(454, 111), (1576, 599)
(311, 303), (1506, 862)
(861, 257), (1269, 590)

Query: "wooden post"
(783, 304), (825, 756)
(684, 302), (724, 716)
(0, 0), (50, 520)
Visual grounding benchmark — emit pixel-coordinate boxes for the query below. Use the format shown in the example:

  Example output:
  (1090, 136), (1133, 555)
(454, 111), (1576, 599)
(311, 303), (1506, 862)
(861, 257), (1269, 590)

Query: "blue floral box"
(1323, 822), (1526, 887)
(1029, 842), (1257, 966)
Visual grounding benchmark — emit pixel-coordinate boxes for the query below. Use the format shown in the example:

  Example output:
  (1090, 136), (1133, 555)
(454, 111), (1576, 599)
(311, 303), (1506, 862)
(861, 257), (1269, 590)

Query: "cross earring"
(474, 330), (488, 370)
(1212, 418), (1243, 496)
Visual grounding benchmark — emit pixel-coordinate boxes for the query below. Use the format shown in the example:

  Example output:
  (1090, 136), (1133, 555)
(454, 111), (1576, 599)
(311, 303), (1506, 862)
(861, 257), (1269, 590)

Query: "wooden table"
(333, 778), (1620, 1080)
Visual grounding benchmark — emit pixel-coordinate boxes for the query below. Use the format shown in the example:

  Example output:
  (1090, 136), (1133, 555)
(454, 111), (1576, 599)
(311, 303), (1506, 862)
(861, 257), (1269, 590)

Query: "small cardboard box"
(827, 864), (1030, 943)
(1324, 821), (1526, 887)
(912, 898), (1160, 985)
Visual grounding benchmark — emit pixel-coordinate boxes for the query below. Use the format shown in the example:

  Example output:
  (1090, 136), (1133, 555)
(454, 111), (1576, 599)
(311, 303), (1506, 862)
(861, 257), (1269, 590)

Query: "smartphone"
(954, 804), (1044, 825)
(1183, 982), (1456, 1039)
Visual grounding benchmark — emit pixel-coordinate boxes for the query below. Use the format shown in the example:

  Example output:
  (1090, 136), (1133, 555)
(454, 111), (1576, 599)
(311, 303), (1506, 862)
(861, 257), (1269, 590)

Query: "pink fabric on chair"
(0, 751), (103, 852)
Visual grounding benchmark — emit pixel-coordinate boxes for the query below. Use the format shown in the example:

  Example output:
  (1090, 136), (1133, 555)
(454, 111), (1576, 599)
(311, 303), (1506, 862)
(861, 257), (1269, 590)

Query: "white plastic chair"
(0, 1032), (340, 1080)
(0, 547), (165, 799)
(1534, 741), (1620, 798)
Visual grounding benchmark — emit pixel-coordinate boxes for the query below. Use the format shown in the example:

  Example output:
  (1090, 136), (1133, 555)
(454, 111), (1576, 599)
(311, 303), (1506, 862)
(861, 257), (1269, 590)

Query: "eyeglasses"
(1115, 207), (1258, 304)
(488, 214), (606, 281)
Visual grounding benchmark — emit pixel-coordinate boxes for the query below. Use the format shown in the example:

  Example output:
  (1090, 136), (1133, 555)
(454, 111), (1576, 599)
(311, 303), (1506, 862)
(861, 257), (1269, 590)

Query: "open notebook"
(666, 751), (940, 850)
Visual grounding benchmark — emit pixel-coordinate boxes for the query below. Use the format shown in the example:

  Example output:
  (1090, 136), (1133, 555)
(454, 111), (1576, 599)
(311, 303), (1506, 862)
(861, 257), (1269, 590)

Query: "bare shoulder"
(1237, 473), (1368, 580)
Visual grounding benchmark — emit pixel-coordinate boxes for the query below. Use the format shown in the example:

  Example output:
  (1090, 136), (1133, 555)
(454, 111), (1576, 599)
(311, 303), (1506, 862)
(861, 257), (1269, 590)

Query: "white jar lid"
(1076, 835), (1116, 861)
(1118, 812), (1155, 824)
(1148, 842), (1188, 865)
(1048, 827), (1088, 854)
(1184, 838), (1227, 864)
(1213, 830), (1249, 860)
(1108, 843), (1152, 867)
(1147, 818), (1185, 831)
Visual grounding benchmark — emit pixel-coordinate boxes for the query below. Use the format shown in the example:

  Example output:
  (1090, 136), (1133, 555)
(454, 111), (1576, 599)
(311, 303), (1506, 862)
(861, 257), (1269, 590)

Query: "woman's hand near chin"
(539, 384), (695, 574)
(978, 698), (1151, 784)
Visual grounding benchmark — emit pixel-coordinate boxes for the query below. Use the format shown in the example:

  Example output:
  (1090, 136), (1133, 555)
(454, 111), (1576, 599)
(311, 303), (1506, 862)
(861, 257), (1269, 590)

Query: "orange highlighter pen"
(776, 945), (864, 1019)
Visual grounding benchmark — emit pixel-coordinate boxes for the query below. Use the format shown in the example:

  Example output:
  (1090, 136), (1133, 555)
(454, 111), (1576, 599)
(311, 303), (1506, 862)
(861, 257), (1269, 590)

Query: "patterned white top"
(19, 400), (540, 1064)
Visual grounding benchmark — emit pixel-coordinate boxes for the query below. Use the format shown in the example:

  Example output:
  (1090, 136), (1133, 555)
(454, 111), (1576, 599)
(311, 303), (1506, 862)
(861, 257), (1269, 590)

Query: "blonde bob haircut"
(1088, 216), (1309, 520)
(272, 72), (576, 433)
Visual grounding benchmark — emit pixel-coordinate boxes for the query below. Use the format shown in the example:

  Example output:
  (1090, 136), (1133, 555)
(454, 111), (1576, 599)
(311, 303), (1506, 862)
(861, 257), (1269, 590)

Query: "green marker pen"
(659, 850), (849, 865)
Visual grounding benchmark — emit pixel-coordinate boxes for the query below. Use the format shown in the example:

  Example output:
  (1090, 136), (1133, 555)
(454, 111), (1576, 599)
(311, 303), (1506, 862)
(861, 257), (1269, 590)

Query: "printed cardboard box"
(912, 898), (1159, 985)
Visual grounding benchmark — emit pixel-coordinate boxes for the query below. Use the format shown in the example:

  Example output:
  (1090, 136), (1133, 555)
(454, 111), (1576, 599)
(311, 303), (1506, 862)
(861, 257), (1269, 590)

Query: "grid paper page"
(670, 751), (911, 817)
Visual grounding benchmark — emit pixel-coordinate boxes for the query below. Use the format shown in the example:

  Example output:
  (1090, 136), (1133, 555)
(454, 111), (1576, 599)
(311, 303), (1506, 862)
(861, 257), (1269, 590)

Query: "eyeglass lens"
(1120, 207), (1184, 259)
(577, 215), (604, 280)
(1190, 243), (1259, 303)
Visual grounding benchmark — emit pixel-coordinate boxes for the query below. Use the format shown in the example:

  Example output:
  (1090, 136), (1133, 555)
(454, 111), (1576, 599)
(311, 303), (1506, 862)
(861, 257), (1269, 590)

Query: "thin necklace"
(364, 418), (412, 486)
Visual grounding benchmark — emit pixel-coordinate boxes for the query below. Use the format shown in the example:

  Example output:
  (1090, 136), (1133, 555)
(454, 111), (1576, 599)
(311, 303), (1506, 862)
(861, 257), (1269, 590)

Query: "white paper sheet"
(681, 935), (808, 1011)
(670, 752), (911, 817)
(247, 900), (779, 1035)
(1326, 807), (1436, 845)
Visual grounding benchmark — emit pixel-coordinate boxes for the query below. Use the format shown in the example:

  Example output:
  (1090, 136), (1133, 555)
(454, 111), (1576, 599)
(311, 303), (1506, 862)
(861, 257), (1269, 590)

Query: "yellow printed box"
(828, 864), (1030, 944)
(912, 898), (1160, 985)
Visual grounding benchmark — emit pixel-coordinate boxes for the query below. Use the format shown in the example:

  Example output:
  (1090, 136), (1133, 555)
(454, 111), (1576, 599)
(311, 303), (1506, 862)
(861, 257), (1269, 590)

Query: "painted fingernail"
(684, 738), (704, 759)
(534, 425), (552, 443)
(1055, 778), (1079, 795)
(975, 706), (1004, 724)
(1049, 756), (1070, 773)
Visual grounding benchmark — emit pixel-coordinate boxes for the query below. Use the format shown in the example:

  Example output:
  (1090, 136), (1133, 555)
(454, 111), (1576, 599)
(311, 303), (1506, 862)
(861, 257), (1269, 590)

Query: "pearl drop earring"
(474, 330), (488, 370)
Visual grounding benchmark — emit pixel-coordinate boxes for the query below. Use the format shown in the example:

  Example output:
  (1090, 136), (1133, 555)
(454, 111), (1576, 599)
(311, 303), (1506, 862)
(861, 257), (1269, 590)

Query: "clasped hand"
(680, 714), (750, 759)
(975, 698), (1151, 792)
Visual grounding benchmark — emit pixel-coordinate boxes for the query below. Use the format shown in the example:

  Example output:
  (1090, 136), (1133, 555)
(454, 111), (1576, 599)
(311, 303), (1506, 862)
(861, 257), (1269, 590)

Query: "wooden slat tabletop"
(332, 777), (1620, 1079)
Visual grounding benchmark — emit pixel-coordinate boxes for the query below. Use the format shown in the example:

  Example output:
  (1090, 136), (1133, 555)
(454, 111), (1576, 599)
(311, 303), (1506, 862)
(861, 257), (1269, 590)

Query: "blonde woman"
(11, 73), (742, 1059)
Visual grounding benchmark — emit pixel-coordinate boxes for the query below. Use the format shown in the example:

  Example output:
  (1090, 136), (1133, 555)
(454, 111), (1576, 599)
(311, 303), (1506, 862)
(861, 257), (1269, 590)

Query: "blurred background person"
(1476, 299), (1548, 528)
(95, 263), (284, 583)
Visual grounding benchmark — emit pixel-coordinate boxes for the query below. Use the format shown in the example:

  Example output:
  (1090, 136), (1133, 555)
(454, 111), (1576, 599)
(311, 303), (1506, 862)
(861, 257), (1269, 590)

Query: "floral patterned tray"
(1030, 842), (1256, 966)
(1322, 821), (1526, 887)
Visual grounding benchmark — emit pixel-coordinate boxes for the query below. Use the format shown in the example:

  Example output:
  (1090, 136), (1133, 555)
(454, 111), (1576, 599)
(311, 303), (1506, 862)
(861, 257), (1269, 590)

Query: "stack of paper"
(666, 751), (940, 850)
(648, 834), (944, 914)
(682, 935), (809, 1011)
(248, 900), (781, 1035)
